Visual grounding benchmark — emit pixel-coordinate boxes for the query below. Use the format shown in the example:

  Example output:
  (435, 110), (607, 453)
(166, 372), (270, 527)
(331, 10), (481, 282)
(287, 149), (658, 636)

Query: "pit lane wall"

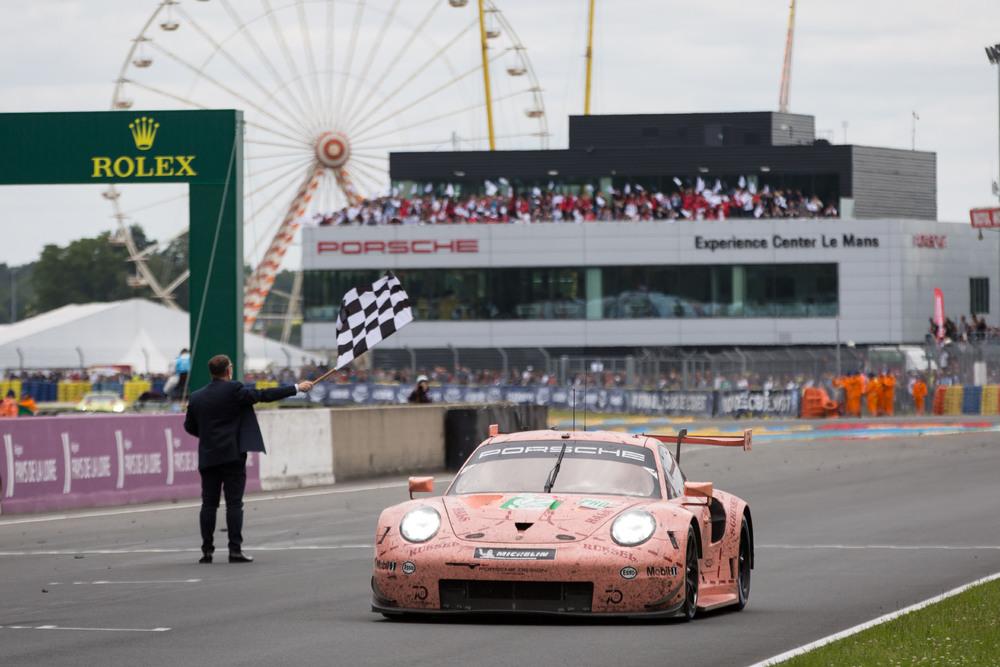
(256, 409), (335, 490)
(327, 404), (447, 481)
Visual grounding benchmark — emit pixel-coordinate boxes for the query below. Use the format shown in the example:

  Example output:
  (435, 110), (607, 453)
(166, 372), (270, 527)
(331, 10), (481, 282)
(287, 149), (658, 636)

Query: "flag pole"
(313, 365), (341, 385)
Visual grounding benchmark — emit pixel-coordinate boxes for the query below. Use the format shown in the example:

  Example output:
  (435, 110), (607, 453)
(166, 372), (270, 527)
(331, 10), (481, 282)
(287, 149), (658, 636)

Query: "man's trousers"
(199, 455), (247, 554)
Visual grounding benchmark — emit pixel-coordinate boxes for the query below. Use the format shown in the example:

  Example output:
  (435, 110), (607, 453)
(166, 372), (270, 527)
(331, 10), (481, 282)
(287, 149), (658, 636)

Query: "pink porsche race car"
(371, 427), (753, 619)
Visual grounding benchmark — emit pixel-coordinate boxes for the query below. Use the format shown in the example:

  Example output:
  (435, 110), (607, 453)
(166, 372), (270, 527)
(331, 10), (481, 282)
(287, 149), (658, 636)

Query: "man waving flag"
(334, 272), (413, 370)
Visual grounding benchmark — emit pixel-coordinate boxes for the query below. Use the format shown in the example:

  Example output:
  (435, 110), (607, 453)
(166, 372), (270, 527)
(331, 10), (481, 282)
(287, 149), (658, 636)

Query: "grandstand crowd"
(315, 179), (838, 225)
(931, 313), (998, 343)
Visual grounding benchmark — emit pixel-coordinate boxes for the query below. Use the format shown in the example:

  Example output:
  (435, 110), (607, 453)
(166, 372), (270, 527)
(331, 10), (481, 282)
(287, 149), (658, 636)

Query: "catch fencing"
(370, 343), (1000, 388)
(370, 345), (899, 388)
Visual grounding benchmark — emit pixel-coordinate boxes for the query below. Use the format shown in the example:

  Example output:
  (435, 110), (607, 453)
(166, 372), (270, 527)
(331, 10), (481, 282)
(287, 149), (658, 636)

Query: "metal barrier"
(367, 345), (912, 389)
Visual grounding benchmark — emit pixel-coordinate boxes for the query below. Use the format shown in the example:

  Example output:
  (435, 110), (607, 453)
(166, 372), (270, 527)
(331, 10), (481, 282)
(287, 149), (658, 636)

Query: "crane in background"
(584, 0), (596, 115)
(778, 0), (796, 113)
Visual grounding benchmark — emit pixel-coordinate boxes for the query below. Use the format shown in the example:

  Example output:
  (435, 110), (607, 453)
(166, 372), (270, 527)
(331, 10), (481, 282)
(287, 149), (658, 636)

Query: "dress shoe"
(199, 554), (213, 564)
(228, 552), (254, 563)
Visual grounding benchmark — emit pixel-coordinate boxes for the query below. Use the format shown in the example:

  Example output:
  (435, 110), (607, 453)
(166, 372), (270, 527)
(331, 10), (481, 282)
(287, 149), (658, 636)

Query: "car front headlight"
(610, 510), (656, 547)
(399, 506), (441, 543)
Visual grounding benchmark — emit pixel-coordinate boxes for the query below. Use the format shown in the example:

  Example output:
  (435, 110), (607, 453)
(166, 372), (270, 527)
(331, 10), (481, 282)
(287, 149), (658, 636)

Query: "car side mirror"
(408, 476), (434, 499)
(682, 481), (713, 505)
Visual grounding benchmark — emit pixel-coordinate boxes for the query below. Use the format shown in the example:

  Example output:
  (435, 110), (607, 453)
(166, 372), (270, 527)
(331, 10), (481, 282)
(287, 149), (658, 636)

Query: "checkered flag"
(334, 272), (413, 369)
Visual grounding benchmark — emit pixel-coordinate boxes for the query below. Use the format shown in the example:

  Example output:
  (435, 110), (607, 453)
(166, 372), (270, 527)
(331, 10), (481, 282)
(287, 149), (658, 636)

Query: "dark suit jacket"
(184, 379), (297, 470)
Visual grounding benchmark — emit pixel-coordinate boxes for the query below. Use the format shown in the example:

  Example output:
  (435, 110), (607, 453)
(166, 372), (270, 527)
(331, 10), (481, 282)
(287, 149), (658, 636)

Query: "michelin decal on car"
(474, 548), (556, 561)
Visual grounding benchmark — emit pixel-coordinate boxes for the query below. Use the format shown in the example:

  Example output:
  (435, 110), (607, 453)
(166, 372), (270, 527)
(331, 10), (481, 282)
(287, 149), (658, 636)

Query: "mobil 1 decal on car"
(474, 548), (556, 561)
(577, 498), (617, 510)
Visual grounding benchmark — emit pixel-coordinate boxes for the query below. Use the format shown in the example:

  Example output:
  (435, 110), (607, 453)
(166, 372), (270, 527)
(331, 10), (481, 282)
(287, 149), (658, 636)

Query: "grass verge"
(775, 576), (1000, 666)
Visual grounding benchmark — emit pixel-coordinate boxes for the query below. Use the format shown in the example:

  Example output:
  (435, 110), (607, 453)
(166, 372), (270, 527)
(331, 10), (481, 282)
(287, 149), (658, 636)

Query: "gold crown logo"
(128, 116), (159, 151)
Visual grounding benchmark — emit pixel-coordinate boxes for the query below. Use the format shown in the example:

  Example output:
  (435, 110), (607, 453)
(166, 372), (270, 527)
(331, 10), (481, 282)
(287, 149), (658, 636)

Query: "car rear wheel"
(735, 516), (751, 611)
(682, 525), (699, 621)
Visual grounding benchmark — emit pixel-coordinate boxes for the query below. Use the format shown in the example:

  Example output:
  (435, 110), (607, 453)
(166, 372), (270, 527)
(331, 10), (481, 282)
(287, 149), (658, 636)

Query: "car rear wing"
(643, 428), (752, 462)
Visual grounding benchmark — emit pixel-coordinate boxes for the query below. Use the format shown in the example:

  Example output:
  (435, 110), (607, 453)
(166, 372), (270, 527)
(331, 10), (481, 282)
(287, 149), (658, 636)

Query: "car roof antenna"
(675, 428), (688, 463)
(571, 387), (576, 432)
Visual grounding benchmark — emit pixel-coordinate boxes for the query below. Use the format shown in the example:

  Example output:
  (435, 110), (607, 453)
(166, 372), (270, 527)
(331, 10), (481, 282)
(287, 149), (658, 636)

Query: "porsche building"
(300, 112), (999, 354)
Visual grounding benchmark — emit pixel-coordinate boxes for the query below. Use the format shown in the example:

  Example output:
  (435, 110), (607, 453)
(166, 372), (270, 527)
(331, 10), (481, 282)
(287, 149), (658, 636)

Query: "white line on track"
(745, 570), (1000, 667)
(0, 544), (372, 556)
(758, 543), (1000, 550)
(47, 579), (202, 585)
(0, 478), (455, 527)
(0, 625), (170, 633)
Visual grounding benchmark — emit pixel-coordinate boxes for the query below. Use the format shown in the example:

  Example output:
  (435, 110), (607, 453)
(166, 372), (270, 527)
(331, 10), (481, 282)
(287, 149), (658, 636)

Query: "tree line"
(2, 226), (298, 343)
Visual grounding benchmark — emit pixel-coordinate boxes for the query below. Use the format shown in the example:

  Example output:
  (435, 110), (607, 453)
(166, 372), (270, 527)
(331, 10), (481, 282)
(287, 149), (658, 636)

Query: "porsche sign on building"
(301, 218), (999, 350)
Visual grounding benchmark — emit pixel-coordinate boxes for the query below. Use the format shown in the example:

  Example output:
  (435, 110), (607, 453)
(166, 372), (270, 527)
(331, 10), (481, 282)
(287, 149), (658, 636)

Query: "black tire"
(379, 612), (409, 621)
(735, 516), (751, 611)
(682, 525), (699, 621)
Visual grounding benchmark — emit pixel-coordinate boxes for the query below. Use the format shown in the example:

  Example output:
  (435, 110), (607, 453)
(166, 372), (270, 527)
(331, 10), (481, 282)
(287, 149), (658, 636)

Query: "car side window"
(657, 445), (686, 499)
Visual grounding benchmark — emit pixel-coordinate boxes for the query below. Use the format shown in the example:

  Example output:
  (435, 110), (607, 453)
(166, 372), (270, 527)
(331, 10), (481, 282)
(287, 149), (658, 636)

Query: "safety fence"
(296, 383), (801, 418)
(370, 345), (930, 388)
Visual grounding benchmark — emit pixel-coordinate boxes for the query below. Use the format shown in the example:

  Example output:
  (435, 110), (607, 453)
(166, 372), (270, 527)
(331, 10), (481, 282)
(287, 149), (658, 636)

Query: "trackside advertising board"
(298, 383), (800, 418)
(1, 414), (259, 514)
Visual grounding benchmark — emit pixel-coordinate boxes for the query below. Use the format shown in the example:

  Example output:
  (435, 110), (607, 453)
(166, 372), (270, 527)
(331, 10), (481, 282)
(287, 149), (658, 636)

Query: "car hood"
(441, 493), (644, 544)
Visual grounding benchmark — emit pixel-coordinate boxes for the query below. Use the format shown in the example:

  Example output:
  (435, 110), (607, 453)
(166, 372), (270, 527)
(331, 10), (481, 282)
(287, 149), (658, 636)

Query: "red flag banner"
(970, 207), (1000, 229)
(933, 287), (945, 341)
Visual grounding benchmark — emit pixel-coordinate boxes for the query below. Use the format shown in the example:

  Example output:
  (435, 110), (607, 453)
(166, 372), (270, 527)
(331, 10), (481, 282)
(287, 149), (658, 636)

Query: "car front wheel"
(735, 516), (751, 611)
(682, 525), (699, 621)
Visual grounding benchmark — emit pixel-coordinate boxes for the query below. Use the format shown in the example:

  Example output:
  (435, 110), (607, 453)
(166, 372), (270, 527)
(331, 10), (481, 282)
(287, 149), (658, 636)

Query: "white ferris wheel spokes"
(109, 0), (548, 336)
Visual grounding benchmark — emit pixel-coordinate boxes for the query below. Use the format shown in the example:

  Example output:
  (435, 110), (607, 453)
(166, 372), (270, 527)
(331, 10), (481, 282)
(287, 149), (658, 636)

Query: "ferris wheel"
(106, 0), (548, 337)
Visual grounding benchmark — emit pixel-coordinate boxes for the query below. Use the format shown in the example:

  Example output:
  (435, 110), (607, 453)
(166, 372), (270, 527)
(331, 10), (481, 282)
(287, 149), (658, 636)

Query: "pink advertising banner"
(1, 414), (259, 515)
(933, 287), (945, 341)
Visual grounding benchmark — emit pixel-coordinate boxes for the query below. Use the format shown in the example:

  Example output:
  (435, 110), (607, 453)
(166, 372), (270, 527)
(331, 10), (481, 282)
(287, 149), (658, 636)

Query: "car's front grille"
(439, 579), (593, 613)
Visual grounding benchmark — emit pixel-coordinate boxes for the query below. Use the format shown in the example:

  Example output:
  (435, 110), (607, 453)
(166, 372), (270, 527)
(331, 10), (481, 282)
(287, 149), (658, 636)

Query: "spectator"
(0, 389), (17, 418)
(974, 313), (988, 341)
(173, 348), (191, 400)
(864, 373), (880, 416)
(878, 370), (896, 417)
(911, 376), (928, 415)
(314, 178), (839, 226)
(944, 317), (958, 341)
(408, 375), (432, 404)
(17, 392), (37, 416)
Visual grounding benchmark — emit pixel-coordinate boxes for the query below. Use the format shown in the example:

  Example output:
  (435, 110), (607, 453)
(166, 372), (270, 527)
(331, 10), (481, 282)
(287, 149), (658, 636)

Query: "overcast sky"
(1, 0), (1000, 267)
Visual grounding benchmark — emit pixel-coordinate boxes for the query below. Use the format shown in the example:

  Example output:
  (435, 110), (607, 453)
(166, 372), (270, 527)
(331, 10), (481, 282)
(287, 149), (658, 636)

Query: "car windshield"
(449, 440), (661, 498)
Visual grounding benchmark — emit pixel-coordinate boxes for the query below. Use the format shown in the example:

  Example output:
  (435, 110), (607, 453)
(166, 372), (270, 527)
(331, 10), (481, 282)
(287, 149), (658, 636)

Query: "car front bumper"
(371, 540), (686, 617)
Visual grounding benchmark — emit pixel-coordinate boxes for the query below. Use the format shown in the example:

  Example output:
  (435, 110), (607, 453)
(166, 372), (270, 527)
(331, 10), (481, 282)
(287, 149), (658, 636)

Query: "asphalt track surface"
(2, 431), (999, 667)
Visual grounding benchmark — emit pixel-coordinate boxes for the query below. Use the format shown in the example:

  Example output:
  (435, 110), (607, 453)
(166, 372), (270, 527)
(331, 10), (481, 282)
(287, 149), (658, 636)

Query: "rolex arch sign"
(90, 116), (198, 179)
(0, 110), (244, 389)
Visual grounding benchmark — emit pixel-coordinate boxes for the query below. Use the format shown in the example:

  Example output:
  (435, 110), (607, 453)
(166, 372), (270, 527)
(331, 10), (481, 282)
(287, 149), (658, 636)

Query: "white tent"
(0, 299), (322, 374)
